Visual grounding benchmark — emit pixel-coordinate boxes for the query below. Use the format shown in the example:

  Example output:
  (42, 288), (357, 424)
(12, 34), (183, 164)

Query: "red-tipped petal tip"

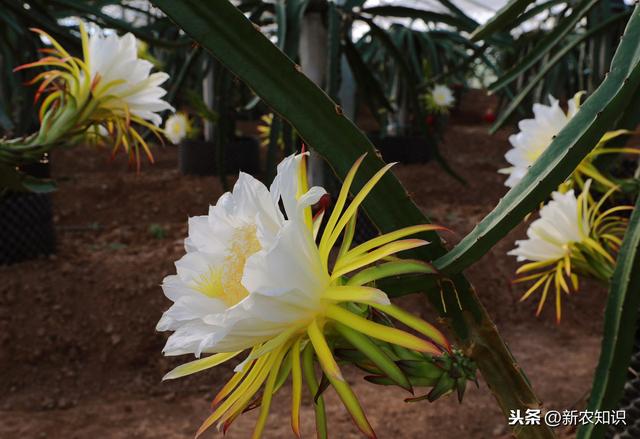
(291, 422), (301, 439)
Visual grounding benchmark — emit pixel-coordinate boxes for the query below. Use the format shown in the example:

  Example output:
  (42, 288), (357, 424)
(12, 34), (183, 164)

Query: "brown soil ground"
(0, 104), (608, 438)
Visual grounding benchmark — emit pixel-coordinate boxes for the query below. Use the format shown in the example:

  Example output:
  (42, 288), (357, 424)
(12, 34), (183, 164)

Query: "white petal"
(242, 220), (327, 301)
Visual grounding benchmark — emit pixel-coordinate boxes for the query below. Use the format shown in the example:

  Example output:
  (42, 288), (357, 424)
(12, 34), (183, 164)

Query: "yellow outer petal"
(346, 259), (436, 286)
(162, 351), (241, 380)
(596, 129), (630, 146)
(297, 153), (313, 230)
(342, 224), (445, 262)
(252, 345), (290, 439)
(244, 324), (304, 363)
(326, 304), (441, 355)
(196, 354), (272, 436)
(325, 163), (396, 257)
(369, 302), (449, 352)
(337, 213), (357, 258)
(212, 362), (251, 408)
(301, 344), (328, 439)
(536, 275), (554, 316)
(319, 154), (366, 265)
(290, 339), (303, 438)
(307, 319), (376, 438)
(321, 285), (390, 305)
(519, 273), (551, 302)
(307, 319), (342, 381)
(516, 259), (557, 274)
(583, 237), (616, 264)
(332, 239), (429, 279)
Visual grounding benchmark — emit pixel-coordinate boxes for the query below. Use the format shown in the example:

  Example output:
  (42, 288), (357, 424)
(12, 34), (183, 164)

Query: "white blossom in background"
(18, 22), (175, 168)
(499, 93), (581, 188)
(163, 113), (190, 144)
(431, 84), (455, 108)
(509, 181), (630, 322)
(509, 188), (588, 263)
(88, 30), (174, 126)
(499, 91), (638, 190)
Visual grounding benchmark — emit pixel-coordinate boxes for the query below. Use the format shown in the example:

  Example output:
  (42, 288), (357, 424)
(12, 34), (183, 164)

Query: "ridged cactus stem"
(434, 276), (557, 439)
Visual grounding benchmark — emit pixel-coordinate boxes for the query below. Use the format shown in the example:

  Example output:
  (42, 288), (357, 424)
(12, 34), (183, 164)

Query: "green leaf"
(358, 15), (465, 183)
(186, 90), (219, 124)
(489, 0), (600, 93)
(302, 344), (328, 439)
(0, 164), (56, 193)
(282, 0), (309, 57)
(435, 0), (479, 30)
(364, 374), (439, 387)
(166, 46), (202, 104)
(275, 0), (287, 50)
(489, 10), (632, 133)
(613, 69), (640, 133)
(343, 38), (394, 115)
(577, 194), (640, 439)
(326, 1), (341, 100)
(470, 0), (534, 42)
(21, 175), (57, 193)
(334, 322), (412, 392)
(376, 274), (433, 298)
(358, 16), (414, 87)
(362, 6), (476, 32)
(427, 372), (456, 401)
(346, 259), (437, 287)
(415, 31), (440, 75)
(511, 0), (568, 28)
(435, 4), (640, 275)
(50, 0), (192, 47)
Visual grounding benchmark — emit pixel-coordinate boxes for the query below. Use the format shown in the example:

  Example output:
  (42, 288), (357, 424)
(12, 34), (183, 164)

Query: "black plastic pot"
(178, 140), (216, 176)
(0, 161), (56, 265)
(370, 135), (432, 164)
(227, 136), (260, 175)
(179, 136), (260, 176)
